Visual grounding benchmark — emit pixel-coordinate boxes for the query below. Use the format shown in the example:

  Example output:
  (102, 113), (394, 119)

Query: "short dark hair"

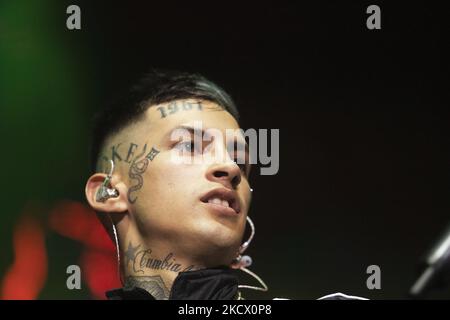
(89, 69), (240, 172)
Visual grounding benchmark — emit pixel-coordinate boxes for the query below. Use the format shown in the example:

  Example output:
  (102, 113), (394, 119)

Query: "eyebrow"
(163, 124), (203, 142)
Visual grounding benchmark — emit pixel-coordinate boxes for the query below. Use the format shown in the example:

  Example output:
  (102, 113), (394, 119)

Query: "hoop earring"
(232, 216), (268, 293)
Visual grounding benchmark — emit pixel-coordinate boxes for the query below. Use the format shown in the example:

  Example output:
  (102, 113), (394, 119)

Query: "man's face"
(106, 99), (251, 266)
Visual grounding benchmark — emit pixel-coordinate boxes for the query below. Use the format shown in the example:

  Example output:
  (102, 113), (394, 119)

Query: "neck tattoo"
(123, 242), (197, 299)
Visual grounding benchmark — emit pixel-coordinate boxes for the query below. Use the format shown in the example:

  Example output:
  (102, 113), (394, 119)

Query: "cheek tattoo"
(127, 144), (160, 204)
(99, 141), (160, 204)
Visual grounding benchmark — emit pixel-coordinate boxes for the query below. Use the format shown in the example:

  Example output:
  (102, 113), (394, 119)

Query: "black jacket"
(106, 266), (367, 300)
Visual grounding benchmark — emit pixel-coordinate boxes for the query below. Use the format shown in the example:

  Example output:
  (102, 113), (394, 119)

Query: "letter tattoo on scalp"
(127, 144), (160, 203)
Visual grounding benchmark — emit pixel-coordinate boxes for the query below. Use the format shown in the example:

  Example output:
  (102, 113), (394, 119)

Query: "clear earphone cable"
(238, 266), (268, 292)
(109, 215), (125, 286)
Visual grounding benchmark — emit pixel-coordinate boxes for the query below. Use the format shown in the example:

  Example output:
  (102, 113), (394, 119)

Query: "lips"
(200, 188), (241, 214)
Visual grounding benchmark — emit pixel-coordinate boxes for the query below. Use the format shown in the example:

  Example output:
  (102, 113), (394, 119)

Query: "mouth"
(200, 188), (241, 215)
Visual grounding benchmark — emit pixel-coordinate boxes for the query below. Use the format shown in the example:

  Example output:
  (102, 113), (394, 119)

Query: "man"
(85, 70), (255, 300)
(85, 70), (366, 301)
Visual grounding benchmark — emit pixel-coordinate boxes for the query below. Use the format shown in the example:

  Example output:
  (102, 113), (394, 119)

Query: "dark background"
(1, 1), (449, 299)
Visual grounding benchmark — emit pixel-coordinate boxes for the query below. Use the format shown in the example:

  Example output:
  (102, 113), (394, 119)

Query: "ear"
(85, 173), (128, 214)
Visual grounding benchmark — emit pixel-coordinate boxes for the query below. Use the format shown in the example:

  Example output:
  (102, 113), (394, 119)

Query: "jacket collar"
(106, 266), (240, 300)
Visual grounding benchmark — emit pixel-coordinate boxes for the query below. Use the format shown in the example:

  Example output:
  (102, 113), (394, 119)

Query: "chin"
(187, 222), (242, 259)
(209, 232), (240, 251)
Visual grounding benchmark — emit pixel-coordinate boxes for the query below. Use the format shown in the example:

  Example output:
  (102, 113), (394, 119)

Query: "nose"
(206, 161), (242, 189)
(205, 144), (242, 190)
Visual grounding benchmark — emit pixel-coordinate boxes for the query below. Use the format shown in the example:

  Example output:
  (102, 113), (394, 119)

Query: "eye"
(174, 140), (205, 155)
(176, 141), (195, 153)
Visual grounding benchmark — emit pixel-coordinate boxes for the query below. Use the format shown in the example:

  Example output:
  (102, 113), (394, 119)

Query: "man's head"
(85, 70), (252, 272)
